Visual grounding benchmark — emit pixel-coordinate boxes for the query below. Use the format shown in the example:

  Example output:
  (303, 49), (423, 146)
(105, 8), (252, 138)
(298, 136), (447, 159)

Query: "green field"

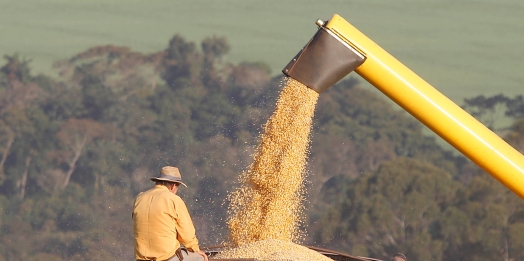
(1, 0), (523, 103)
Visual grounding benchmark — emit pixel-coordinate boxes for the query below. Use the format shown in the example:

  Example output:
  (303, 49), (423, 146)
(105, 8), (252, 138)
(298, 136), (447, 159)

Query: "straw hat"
(150, 166), (187, 187)
(391, 253), (407, 261)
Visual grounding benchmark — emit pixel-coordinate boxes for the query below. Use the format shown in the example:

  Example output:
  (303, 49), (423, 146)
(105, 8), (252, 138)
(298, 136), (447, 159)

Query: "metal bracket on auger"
(282, 19), (366, 93)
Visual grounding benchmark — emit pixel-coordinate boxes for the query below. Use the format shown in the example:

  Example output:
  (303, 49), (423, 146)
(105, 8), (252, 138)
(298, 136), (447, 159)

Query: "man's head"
(150, 166), (187, 193)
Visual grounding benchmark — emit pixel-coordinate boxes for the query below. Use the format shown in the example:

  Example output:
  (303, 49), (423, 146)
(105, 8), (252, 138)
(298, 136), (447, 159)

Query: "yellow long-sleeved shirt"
(133, 185), (200, 261)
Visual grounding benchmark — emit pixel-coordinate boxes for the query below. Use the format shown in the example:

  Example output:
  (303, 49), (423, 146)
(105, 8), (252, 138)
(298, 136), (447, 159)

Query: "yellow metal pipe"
(324, 14), (524, 199)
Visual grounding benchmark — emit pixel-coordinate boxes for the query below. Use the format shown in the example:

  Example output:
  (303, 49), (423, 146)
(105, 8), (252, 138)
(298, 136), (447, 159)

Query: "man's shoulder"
(167, 194), (188, 207)
(135, 187), (167, 199)
(150, 188), (182, 199)
(135, 186), (185, 203)
(171, 193), (184, 202)
(135, 188), (154, 197)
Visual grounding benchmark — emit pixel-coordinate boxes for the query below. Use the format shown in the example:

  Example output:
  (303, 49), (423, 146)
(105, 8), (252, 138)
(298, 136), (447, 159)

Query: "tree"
(227, 62), (271, 107)
(462, 94), (509, 129)
(162, 34), (200, 87)
(312, 157), (459, 260)
(200, 35), (230, 89)
(79, 72), (118, 121)
(440, 172), (524, 261)
(504, 118), (524, 153)
(201, 35), (230, 61)
(0, 120), (14, 183)
(55, 118), (105, 189)
(307, 79), (462, 208)
(0, 54), (32, 83)
(505, 95), (524, 119)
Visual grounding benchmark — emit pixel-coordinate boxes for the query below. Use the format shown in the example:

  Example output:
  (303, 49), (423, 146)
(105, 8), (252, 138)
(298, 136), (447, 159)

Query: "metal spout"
(282, 20), (366, 93)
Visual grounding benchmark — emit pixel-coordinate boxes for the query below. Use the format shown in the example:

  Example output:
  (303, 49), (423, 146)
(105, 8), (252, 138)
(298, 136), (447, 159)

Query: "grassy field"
(1, 0), (523, 104)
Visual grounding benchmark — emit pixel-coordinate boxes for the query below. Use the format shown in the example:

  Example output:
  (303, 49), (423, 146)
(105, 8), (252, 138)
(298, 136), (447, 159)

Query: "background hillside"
(1, 0), (524, 103)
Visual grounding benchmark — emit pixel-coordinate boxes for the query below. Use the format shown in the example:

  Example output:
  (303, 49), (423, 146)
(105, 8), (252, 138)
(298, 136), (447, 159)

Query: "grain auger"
(283, 14), (524, 199)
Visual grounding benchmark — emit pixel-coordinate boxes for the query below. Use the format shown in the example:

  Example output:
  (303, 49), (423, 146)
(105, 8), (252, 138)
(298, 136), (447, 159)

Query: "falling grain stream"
(215, 78), (331, 261)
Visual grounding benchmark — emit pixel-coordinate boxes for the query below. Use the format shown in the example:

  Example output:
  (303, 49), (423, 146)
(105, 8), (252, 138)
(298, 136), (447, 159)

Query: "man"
(133, 166), (208, 261)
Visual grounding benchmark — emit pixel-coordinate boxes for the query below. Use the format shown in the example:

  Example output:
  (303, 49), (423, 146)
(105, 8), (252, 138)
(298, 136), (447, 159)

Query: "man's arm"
(173, 197), (208, 261)
(173, 196), (200, 252)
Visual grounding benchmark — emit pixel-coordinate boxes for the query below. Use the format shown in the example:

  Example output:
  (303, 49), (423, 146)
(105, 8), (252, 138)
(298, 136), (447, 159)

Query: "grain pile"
(227, 77), (319, 246)
(213, 239), (333, 261)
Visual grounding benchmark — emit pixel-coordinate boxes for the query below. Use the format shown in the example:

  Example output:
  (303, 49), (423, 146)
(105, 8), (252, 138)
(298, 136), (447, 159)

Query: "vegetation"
(1, 33), (524, 261)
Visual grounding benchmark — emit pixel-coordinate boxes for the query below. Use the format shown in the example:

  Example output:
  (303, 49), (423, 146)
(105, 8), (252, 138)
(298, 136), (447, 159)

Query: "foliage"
(462, 93), (524, 130)
(0, 34), (523, 261)
(311, 158), (456, 259)
(311, 158), (524, 261)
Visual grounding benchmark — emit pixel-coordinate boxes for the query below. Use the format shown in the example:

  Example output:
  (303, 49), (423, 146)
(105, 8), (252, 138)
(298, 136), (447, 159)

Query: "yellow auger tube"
(325, 14), (524, 199)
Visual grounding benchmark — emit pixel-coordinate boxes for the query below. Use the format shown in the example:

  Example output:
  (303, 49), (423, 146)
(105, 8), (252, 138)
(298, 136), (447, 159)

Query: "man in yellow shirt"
(133, 166), (209, 261)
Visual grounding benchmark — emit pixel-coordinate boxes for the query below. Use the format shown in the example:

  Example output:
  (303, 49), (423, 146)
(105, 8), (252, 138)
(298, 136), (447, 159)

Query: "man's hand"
(197, 250), (209, 261)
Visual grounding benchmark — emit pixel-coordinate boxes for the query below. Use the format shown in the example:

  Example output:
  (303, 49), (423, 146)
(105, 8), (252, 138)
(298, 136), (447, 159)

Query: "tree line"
(0, 33), (524, 261)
